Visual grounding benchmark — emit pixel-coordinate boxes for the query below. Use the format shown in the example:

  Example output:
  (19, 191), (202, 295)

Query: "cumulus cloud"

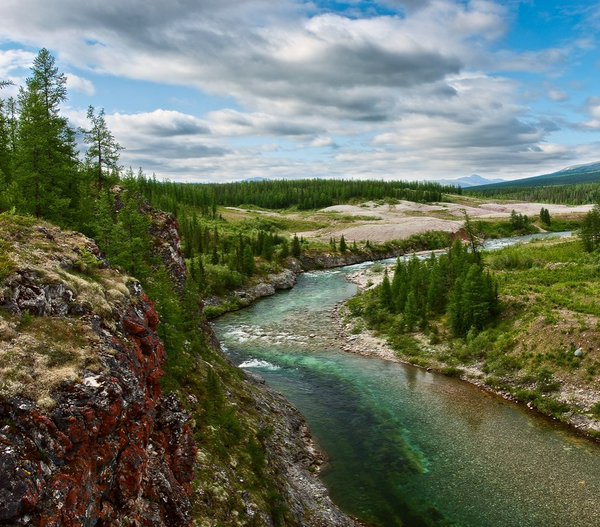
(99, 110), (228, 173)
(0, 0), (595, 181)
(108, 110), (210, 137)
(582, 97), (600, 130)
(207, 109), (323, 137)
(65, 73), (95, 95)
(310, 136), (337, 148)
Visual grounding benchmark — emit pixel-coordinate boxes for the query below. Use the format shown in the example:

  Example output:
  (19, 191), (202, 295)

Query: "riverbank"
(334, 244), (600, 440)
(214, 253), (600, 527)
(203, 231), (456, 319)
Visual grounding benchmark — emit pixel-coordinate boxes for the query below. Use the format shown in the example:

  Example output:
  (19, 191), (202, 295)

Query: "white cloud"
(0, 0), (597, 181)
(548, 89), (569, 102)
(310, 136), (337, 148)
(65, 73), (95, 95)
(582, 97), (600, 130)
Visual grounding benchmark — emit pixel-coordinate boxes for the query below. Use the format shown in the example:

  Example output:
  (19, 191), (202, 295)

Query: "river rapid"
(213, 232), (600, 527)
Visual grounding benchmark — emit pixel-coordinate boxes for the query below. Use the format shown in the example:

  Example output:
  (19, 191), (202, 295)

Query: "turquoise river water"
(213, 233), (600, 527)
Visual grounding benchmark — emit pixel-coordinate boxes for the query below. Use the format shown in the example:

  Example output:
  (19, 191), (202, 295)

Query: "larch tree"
(81, 105), (123, 188)
(380, 269), (393, 311)
(580, 204), (600, 252)
(14, 48), (78, 221)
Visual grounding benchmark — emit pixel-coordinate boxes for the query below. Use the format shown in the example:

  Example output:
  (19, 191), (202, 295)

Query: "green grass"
(0, 240), (16, 281)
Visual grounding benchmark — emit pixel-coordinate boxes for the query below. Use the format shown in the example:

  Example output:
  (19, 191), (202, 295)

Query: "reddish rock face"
(0, 290), (196, 526)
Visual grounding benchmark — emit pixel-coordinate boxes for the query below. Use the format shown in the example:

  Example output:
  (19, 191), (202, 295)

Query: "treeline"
(136, 176), (459, 213)
(350, 240), (499, 338)
(0, 50), (122, 227)
(467, 183), (600, 205)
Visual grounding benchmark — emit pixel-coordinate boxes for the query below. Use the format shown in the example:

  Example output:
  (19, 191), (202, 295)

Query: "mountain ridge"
(468, 161), (600, 191)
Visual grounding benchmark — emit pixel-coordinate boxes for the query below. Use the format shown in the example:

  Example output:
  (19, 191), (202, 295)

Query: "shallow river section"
(213, 240), (600, 527)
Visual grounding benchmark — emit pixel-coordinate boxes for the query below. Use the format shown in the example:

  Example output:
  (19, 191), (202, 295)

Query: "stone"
(0, 239), (195, 526)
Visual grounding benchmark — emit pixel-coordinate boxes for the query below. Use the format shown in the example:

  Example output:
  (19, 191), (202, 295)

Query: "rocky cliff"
(0, 216), (194, 525)
(0, 214), (360, 526)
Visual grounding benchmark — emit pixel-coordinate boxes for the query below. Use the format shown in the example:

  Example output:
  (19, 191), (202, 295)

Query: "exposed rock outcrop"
(299, 249), (402, 270)
(204, 268), (297, 314)
(233, 268), (297, 306)
(0, 217), (194, 526)
(0, 215), (362, 526)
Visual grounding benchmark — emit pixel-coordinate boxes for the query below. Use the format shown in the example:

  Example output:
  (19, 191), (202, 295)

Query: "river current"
(213, 232), (600, 527)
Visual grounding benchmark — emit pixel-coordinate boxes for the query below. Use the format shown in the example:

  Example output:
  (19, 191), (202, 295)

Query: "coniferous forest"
(348, 240), (499, 339)
(467, 182), (600, 205)
(0, 49), (458, 302)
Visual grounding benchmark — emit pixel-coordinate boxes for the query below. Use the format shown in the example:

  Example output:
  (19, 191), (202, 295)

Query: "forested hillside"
(467, 181), (600, 205)
(0, 49), (365, 526)
(136, 175), (458, 212)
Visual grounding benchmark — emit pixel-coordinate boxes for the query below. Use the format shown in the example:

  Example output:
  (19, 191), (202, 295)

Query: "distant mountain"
(434, 175), (505, 188)
(468, 161), (600, 191)
(243, 176), (270, 182)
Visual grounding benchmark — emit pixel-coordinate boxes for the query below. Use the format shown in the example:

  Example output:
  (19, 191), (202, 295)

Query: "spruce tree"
(242, 246), (255, 276)
(291, 234), (301, 258)
(404, 291), (418, 331)
(339, 234), (347, 253)
(447, 275), (465, 336)
(580, 204), (600, 252)
(426, 257), (445, 315)
(0, 99), (11, 182)
(278, 238), (290, 261)
(462, 210), (483, 258)
(380, 269), (393, 311)
(539, 207), (551, 226)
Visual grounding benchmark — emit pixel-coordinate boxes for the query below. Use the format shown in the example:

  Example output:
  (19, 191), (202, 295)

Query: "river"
(212, 232), (600, 527)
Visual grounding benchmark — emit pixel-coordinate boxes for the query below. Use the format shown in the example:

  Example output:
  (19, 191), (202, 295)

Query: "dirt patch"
(296, 200), (593, 243)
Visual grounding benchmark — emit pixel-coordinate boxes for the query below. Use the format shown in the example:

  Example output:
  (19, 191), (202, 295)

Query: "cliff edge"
(0, 215), (195, 525)
(0, 214), (360, 527)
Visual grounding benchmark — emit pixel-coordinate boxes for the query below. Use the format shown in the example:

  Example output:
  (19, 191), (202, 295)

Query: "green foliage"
(540, 207), (551, 226)
(135, 175), (458, 212)
(487, 247), (534, 270)
(73, 248), (101, 275)
(291, 234), (301, 258)
(11, 49), (80, 223)
(80, 106), (123, 188)
(0, 238), (16, 281)
(379, 269), (393, 310)
(467, 181), (600, 205)
(579, 204), (600, 252)
(472, 219), (538, 239)
(384, 241), (498, 337)
(509, 210), (530, 232)
(203, 264), (244, 296)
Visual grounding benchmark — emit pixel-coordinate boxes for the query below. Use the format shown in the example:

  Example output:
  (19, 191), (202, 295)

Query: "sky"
(0, 0), (599, 183)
